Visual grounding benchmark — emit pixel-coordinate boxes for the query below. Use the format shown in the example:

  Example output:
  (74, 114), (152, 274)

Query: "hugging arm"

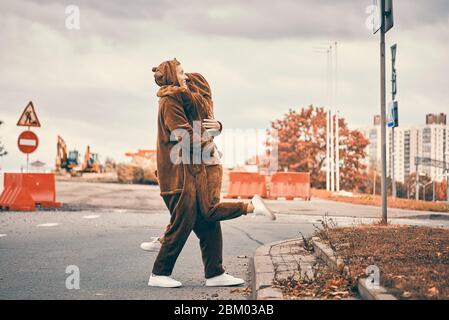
(161, 97), (212, 163)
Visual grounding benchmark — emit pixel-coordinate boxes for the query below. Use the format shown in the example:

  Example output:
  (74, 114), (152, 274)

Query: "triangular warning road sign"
(17, 101), (41, 127)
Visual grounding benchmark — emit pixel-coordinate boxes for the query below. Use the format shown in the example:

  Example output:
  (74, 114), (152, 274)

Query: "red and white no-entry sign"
(17, 131), (39, 154)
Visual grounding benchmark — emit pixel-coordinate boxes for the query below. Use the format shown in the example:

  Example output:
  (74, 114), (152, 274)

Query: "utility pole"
(416, 161), (419, 201)
(380, 0), (388, 224)
(329, 45), (335, 192)
(336, 111), (340, 192)
(445, 152), (449, 203)
(334, 41), (340, 192)
(326, 110), (330, 191)
(329, 110), (335, 192)
(433, 181), (435, 202)
(314, 45), (333, 192)
(373, 169), (376, 196)
(446, 169), (449, 202)
(317, 42), (339, 193)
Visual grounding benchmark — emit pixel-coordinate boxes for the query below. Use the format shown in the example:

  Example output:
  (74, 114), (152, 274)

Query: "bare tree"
(0, 120), (7, 158)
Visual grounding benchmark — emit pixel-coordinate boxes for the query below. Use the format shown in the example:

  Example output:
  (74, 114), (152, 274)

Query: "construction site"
(55, 135), (158, 185)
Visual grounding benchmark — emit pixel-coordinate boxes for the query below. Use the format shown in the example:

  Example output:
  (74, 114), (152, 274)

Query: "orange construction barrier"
(269, 172), (311, 201)
(225, 172), (267, 199)
(0, 173), (61, 211)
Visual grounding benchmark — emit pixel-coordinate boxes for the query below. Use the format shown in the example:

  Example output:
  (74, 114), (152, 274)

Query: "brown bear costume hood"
(152, 59), (186, 101)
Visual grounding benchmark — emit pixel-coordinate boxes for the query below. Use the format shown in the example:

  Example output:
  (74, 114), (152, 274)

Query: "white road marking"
(37, 223), (60, 227)
(82, 215), (100, 219)
(0, 234), (7, 238)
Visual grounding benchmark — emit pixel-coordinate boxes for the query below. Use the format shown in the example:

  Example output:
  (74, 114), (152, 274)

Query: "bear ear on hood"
(152, 59), (180, 87)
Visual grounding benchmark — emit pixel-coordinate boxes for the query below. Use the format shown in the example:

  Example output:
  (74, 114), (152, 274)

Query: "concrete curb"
(311, 237), (347, 275)
(310, 237), (397, 300)
(357, 278), (397, 300)
(252, 240), (291, 300)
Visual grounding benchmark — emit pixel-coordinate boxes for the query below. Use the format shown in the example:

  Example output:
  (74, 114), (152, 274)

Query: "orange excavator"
(82, 145), (103, 173)
(56, 136), (103, 175)
(56, 135), (81, 175)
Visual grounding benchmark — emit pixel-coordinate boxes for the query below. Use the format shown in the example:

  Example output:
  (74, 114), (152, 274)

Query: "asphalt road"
(1, 181), (448, 300)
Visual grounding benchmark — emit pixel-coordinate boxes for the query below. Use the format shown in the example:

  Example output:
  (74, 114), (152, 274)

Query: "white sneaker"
(251, 195), (276, 220)
(140, 237), (162, 252)
(205, 273), (245, 287)
(148, 274), (182, 288)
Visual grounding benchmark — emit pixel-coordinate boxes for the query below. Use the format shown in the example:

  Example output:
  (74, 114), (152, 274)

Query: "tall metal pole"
(334, 42), (340, 192)
(325, 48), (331, 192)
(336, 111), (340, 192)
(373, 169), (376, 196)
(391, 128), (396, 198)
(445, 152), (449, 202)
(432, 180), (435, 202)
(334, 42), (338, 113)
(329, 45), (335, 192)
(315, 46), (332, 191)
(416, 162), (419, 201)
(380, 0), (388, 223)
(329, 111), (335, 192)
(326, 110), (330, 191)
(447, 172), (449, 202)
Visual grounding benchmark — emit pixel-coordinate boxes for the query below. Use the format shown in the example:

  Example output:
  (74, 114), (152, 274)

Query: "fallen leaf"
(330, 291), (349, 296)
(402, 291), (412, 298)
(427, 287), (439, 297)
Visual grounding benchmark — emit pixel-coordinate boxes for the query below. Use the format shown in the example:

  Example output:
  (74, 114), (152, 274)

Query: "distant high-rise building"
(426, 113), (446, 125)
(373, 115), (381, 126)
(364, 113), (448, 183)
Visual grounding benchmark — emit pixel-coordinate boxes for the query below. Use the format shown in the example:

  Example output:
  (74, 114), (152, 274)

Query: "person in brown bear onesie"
(147, 59), (275, 288)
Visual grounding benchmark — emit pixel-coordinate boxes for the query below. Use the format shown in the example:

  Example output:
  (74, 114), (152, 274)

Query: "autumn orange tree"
(268, 105), (369, 191)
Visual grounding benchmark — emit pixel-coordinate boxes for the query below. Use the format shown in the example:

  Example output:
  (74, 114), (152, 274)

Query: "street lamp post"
(336, 111), (340, 192)
(326, 110), (330, 191)
(433, 181), (436, 202)
(415, 162), (420, 201)
(422, 180), (433, 202)
(445, 152), (449, 202)
(313, 45), (334, 192)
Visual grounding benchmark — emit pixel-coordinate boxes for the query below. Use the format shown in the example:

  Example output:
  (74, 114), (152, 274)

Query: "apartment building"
(364, 113), (448, 183)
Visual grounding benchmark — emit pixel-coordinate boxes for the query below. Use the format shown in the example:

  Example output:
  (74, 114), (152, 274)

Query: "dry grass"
(325, 224), (449, 300)
(312, 188), (449, 213)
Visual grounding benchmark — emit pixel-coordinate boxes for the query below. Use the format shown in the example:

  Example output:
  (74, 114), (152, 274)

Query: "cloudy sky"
(0, 0), (448, 171)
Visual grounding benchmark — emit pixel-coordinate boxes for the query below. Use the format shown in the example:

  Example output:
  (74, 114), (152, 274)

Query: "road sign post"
(390, 44), (398, 200)
(380, 0), (387, 224)
(379, 0), (394, 224)
(17, 101), (41, 172)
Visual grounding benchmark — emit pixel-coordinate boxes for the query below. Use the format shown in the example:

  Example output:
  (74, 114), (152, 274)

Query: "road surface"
(1, 181), (448, 300)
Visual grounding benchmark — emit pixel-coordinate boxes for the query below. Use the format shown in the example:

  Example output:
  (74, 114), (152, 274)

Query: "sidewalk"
(252, 238), (358, 300)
